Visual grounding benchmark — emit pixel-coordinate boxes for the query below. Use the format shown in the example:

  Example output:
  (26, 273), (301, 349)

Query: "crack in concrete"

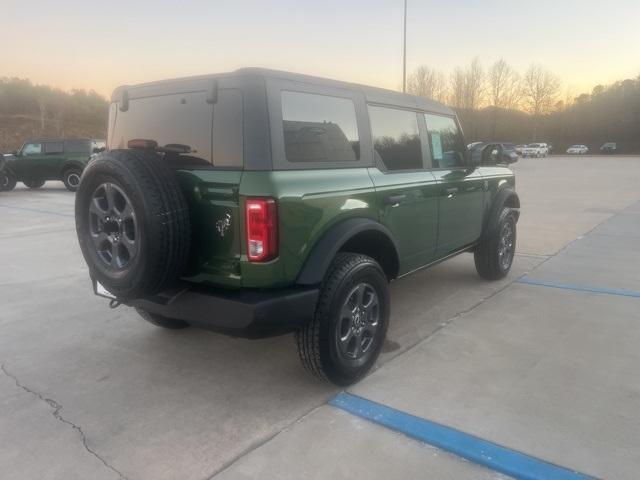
(1, 364), (129, 480)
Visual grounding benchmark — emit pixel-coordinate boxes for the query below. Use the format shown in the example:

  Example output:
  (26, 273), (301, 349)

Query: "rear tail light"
(245, 198), (278, 262)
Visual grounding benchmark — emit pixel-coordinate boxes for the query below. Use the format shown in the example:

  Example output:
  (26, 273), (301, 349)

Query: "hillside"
(0, 77), (108, 152)
(0, 114), (107, 152)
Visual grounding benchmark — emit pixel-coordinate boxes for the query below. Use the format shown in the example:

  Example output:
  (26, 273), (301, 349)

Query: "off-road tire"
(63, 168), (83, 192)
(23, 178), (45, 189)
(474, 207), (517, 280)
(135, 307), (189, 329)
(75, 149), (190, 299)
(295, 253), (390, 386)
(0, 172), (17, 191)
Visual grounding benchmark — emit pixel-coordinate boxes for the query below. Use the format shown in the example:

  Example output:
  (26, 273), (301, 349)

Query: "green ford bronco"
(0, 138), (105, 192)
(74, 69), (520, 385)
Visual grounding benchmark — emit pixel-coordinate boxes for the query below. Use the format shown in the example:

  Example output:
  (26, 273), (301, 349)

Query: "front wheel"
(474, 208), (517, 280)
(296, 253), (390, 386)
(0, 171), (17, 191)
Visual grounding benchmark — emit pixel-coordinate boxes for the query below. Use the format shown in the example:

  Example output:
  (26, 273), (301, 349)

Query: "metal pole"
(402, 0), (407, 93)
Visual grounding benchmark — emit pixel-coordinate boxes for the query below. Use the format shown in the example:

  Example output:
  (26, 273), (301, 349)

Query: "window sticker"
(431, 132), (443, 161)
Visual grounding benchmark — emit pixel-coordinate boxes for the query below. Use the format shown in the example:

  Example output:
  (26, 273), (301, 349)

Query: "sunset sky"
(2, 0), (638, 99)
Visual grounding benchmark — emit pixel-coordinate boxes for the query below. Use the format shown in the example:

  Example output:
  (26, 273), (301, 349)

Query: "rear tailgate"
(178, 170), (243, 288)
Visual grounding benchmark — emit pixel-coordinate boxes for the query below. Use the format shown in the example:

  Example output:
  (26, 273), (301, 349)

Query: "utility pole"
(402, 0), (407, 93)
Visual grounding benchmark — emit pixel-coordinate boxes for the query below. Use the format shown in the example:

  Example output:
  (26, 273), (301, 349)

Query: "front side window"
(369, 106), (422, 171)
(21, 143), (42, 156)
(281, 91), (359, 163)
(424, 114), (466, 168)
(44, 141), (64, 154)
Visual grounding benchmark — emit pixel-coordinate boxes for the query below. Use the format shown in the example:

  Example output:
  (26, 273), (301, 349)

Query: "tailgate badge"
(216, 213), (232, 237)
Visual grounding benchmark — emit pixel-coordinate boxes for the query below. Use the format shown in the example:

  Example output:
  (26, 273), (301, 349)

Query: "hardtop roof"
(111, 67), (453, 116)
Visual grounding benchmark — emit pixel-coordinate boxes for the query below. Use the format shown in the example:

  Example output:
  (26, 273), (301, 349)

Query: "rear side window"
(424, 114), (466, 168)
(281, 91), (359, 163)
(44, 141), (64, 154)
(64, 139), (91, 154)
(368, 106), (422, 171)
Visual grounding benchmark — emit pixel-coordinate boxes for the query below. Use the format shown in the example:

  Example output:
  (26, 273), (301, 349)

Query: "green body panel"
(10, 151), (91, 181)
(238, 169), (378, 288)
(177, 165), (515, 290)
(367, 168), (439, 273)
(432, 168), (486, 257)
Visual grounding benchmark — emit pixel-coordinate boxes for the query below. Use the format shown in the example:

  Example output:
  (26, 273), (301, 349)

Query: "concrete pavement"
(1, 156), (640, 479)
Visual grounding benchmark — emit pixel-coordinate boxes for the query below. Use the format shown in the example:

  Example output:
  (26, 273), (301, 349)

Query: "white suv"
(521, 143), (549, 158)
(566, 145), (588, 154)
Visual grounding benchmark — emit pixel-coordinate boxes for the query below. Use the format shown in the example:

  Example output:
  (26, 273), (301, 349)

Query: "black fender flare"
(296, 218), (400, 285)
(58, 160), (86, 179)
(481, 187), (520, 240)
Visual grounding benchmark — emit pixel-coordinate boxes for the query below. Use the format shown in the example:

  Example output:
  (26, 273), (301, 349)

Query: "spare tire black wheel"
(63, 168), (82, 192)
(75, 149), (190, 299)
(23, 178), (46, 189)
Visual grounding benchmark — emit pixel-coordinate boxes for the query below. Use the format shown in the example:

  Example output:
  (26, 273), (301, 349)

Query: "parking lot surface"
(1, 155), (639, 479)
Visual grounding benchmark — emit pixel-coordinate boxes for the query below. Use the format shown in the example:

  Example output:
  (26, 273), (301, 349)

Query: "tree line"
(407, 59), (640, 152)
(0, 78), (108, 151)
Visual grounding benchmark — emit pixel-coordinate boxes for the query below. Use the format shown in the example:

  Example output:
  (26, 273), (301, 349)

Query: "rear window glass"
(281, 91), (359, 163)
(64, 139), (91, 154)
(110, 90), (214, 164)
(212, 89), (243, 168)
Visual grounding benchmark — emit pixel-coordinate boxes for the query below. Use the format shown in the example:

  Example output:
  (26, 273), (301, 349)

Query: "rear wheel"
(63, 168), (82, 192)
(0, 171), (17, 191)
(474, 207), (517, 280)
(23, 178), (45, 189)
(296, 253), (390, 386)
(135, 307), (189, 329)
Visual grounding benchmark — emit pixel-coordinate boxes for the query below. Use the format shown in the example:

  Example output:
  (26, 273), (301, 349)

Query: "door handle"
(445, 187), (458, 197)
(384, 194), (407, 205)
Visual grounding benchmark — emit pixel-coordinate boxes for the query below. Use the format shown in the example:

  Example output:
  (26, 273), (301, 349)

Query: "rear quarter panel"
(239, 168), (378, 288)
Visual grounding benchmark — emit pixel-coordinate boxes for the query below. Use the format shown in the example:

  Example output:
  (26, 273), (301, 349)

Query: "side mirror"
(503, 151), (518, 164)
(466, 148), (482, 172)
(92, 147), (105, 154)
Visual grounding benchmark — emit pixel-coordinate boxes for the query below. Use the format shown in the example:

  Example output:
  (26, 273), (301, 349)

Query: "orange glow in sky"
(1, 0), (638, 98)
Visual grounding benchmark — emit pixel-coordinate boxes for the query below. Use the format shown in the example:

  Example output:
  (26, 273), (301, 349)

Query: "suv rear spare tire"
(75, 149), (190, 299)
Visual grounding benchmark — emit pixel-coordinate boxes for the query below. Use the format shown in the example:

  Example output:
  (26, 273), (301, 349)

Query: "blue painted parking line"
(0, 204), (74, 218)
(517, 276), (640, 299)
(330, 392), (594, 480)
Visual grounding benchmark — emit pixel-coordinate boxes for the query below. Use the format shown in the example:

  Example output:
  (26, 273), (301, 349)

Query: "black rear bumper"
(126, 284), (319, 338)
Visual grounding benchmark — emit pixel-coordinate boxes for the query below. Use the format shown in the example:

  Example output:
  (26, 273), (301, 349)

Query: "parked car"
(515, 145), (527, 155)
(521, 143), (549, 157)
(600, 142), (619, 154)
(0, 138), (103, 191)
(74, 68), (520, 386)
(566, 144), (588, 154)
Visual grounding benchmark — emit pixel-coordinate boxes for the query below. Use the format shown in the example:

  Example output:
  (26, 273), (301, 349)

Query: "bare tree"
(462, 57), (485, 110)
(449, 68), (466, 108)
(407, 66), (447, 103)
(488, 59), (522, 109)
(522, 64), (560, 115)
